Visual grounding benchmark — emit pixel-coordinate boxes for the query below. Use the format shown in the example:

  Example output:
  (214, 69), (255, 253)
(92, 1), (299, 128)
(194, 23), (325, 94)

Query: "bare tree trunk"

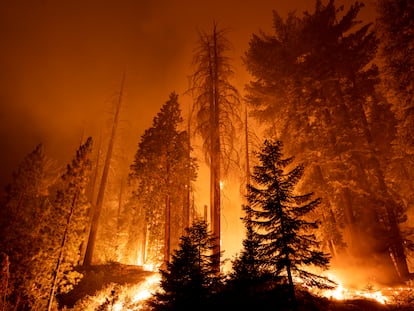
(141, 220), (147, 266)
(244, 104), (251, 190)
(183, 112), (191, 231)
(341, 188), (357, 245)
(163, 194), (171, 268)
(115, 180), (124, 261)
(338, 77), (410, 280)
(83, 73), (125, 266)
(204, 205), (208, 223)
(211, 24), (221, 272)
(352, 86), (410, 280)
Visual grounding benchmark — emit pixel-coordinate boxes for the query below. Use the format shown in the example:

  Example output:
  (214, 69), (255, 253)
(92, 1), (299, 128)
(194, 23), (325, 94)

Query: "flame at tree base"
(72, 264), (414, 310)
(72, 271), (160, 311)
(308, 272), (414, 306)
(111, 273), (161, 311)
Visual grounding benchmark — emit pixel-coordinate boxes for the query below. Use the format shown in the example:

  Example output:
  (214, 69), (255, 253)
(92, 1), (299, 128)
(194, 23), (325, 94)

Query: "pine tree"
(230, 207), (264, 293)
(150, 220), (219, 311)
(0, 144), (57, 310)
(47, 137), (93, 310)
(376, 2), (414, 275)
(243, 140), (332, 308)
(129, 93), (197, 267)
(245, 0), (410, 281)
(376, 0), (414, 154)
(189, 24), (241, 270)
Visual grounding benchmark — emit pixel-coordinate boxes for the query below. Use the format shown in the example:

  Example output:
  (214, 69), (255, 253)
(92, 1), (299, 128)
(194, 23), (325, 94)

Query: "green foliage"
(150, 220), (221, 311)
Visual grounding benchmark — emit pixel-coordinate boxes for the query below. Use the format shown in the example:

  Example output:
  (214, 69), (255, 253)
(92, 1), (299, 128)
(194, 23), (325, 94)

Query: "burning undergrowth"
(57, 263), (157, 309)
(72, 273), (160, 311)
(58, 263), (414, 311)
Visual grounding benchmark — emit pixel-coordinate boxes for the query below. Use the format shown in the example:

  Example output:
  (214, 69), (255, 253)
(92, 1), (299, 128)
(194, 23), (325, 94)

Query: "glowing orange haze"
(0, 0), (375, 189)
(0, 0), (376, 265)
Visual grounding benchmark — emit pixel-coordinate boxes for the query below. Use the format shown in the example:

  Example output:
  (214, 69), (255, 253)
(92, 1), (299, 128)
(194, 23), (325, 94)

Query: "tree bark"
(83, 73), (125, 266)
(163, 193), (170, 268)
(47, 192), (78, 311)
(211, 25), (221, 272)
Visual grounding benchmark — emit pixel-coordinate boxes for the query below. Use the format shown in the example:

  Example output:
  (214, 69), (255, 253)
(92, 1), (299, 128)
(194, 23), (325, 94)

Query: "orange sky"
(0, 0), (375, 188)
(0, 0), (378, 264)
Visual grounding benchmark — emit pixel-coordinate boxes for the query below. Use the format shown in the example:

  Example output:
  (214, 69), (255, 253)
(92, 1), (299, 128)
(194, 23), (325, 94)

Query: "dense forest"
(1, 0), (414, 310)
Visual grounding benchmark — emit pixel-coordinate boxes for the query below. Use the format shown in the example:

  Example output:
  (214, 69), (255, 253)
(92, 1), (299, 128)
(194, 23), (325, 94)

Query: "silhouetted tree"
(243, 140), (332, 309)
(149, 220), (220, 311)
(376, 1), (414, 270)
(189, 24), (241, 270)
(245, 0), (410, 281)
(130, 93), (197, 267)
(230, 205), (263, 284)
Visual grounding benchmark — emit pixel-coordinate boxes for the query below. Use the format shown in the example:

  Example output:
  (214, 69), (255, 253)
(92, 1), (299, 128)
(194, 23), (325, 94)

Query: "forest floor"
(57, 262), (155, 308)
(57, 263), (414, 310)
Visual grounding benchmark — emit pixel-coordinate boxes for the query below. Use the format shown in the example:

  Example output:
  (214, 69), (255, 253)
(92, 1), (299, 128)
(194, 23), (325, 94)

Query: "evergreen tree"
(149, 220), (219, 311)
(376, 1), (414, 269)
(189, 24), (241, 270)
(230, 206), (263, 287)
(47, 137), (93, 310)
(243, 140), (332, 308)
(129, 93), (197, 267)
(376, 0), (414, 154)
(245, 0), (409, 281)
(0, 144), (57, 310)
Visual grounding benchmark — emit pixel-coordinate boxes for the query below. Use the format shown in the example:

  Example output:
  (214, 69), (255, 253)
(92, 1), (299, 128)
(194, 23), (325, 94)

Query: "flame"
(73, 271), (161, 311)
(112, 273), (161, 311)
(143, 263), (158, 272)
(317, 273), (389, 304)
(131, 274), (161, 302)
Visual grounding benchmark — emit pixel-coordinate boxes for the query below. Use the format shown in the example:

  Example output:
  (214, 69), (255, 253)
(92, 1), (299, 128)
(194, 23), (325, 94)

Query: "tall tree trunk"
(83, 73), (125, 266)
(47, 192), (78, 311)
(210, 25), (221, 272)
(183, 111), (191, 231)
(163, 193), (170, 268)
(79, 134), (102, 264)
(336, 78), (410, 280)
(115, 180), (124, 260)
(351, 81), (410, 279)
(140, 218), (147, 266)
(341, 188), (358, 249)
(244, 104), (250, 188)
(286, 260), (297, 311)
